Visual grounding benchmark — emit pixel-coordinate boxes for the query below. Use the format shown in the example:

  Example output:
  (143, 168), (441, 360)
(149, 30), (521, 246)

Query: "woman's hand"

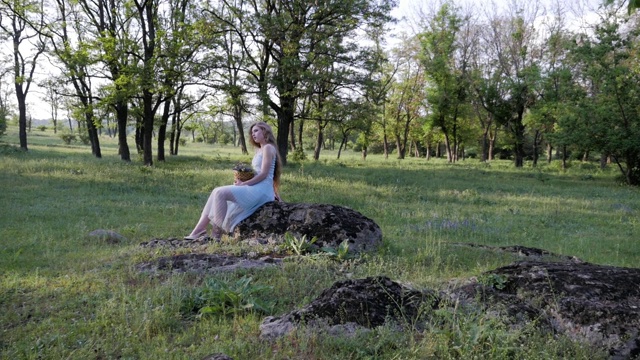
(234, 179), (245, 186)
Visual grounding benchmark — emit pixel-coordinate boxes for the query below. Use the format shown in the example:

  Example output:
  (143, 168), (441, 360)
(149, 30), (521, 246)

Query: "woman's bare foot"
(184, 229), (207, 240)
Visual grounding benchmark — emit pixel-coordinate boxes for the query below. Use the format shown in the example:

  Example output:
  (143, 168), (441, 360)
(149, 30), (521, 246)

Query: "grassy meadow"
(1, 126), (638, 359)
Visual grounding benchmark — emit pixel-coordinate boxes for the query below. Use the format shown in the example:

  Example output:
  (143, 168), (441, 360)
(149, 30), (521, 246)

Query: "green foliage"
(478, 273), (508, 290)
(290, 147), (307, 161)
(321, 240), (353, 261)
(181, 276), (274, 319)
(563, 11), (640, 185)
(59, 132), (76, 144)
(282, 232), (317, 255)
(78, 132), (90, 145)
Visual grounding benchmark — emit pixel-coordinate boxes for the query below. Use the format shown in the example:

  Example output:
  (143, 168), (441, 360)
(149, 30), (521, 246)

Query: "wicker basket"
(234, 170), (254, 182)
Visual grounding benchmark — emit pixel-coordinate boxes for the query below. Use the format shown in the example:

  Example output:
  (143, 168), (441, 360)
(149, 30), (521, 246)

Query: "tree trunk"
(142, 90), (154, 166)
(84, 109), (102, 158)
(233, 103), (248, 155)
(395, 134), (404, 159)
(157, 98), (171, 162)
(313, 120), (323, 160)
(271, 95), (295, 165)
(481, 130), (489, 162)
(513, 115), (526, 167)
(337, 134), (348, 159)
(444, 133), (453, 162)
(297, 119), (304, 150)
(532, 130), (540, 167)
(16, 85), (28, 151)
(425, 139), (430, 160)
(383, 133), (389, 159)
(289, 118), (296, 151)
(600, 153), (608, 170)
(135, 123), (143, 154)
(489, 130), (496, 161)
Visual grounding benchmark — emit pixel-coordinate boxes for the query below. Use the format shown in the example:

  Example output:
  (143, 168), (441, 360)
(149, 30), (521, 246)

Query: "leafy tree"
(40, 77), (63, 134)
(70, 0), (137, 161)
(0, 69), (13, 137)
(485, 5), (543, 167)
(260, 0), (396, 164)
(360, 23), (396, 160)
(418, 3), (472, 162)
(169, 88), (209, 155)
(567, 7), (640, 185)
(46, 0), (102, 157)
(201, 0), (259, 155)
(387, 56), (425, 160)
(155, 0), (206, 162)
(527, 8), (581, 167)
(0, 0), (47, 151)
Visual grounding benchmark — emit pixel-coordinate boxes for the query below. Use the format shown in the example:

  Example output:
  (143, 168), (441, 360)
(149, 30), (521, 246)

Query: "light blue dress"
(210, 149), (276, 232)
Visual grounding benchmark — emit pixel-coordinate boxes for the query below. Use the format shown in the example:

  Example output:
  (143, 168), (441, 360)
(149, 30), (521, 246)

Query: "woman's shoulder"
(261, 143), (276, 155)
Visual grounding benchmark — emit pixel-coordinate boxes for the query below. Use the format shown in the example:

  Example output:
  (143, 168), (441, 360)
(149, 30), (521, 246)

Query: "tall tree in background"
(41, 78), (63, 134)
(0, 0), (46, 151)
(567, 6), (640, 185)
(47, 0), (102, 157)
(74, 0), (136, 161)
(387, 38), (425, 160)
(131, 0), (162, 166)
(203, 0), (252, 155)
(0, 69), (12, 136)
(486, 4), (542, 167)
(360, 23), (396, 160)
(155, 0), (205, 162)
(262, 0), (396, 164)
(419, 3), (472, 162)
(527, 5), (579, 167)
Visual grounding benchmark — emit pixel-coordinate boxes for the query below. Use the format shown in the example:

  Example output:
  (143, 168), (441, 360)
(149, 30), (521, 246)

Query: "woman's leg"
(208, 187), (237, 238)
(187, 187), (224, 237)
(188, 186), (237, 239)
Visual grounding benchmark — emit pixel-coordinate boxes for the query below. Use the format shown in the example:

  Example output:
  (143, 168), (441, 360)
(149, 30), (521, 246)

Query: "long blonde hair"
(249, 121), (283, 197)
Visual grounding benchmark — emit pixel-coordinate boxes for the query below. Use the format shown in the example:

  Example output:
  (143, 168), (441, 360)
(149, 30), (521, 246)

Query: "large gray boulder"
(260, 276), (439, 339)
(233, 202), (382, 253)
(450, 260), (640, 359)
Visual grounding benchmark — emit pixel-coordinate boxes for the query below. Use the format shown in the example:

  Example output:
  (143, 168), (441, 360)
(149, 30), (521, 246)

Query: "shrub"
(78, 132), (90, 145)
(291, 147), (307, 161)
(180, 276), (274, 319)
(576, 162), (597, 171)
(59, 133), (76, 144)
(283, 232), (317, 255)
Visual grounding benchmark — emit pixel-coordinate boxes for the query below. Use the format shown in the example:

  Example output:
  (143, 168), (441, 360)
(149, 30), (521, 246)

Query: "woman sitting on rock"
(185, 121), (282, 240)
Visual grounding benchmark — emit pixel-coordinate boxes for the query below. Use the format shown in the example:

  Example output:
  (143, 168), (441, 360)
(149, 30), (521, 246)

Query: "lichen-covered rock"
(260, 276), (440, 339)
(233, 202), (382, 253)
(450, 260), (640, 359)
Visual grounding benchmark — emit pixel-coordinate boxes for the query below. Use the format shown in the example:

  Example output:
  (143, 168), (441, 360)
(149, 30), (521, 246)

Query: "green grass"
(1, 126), (637, 359)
